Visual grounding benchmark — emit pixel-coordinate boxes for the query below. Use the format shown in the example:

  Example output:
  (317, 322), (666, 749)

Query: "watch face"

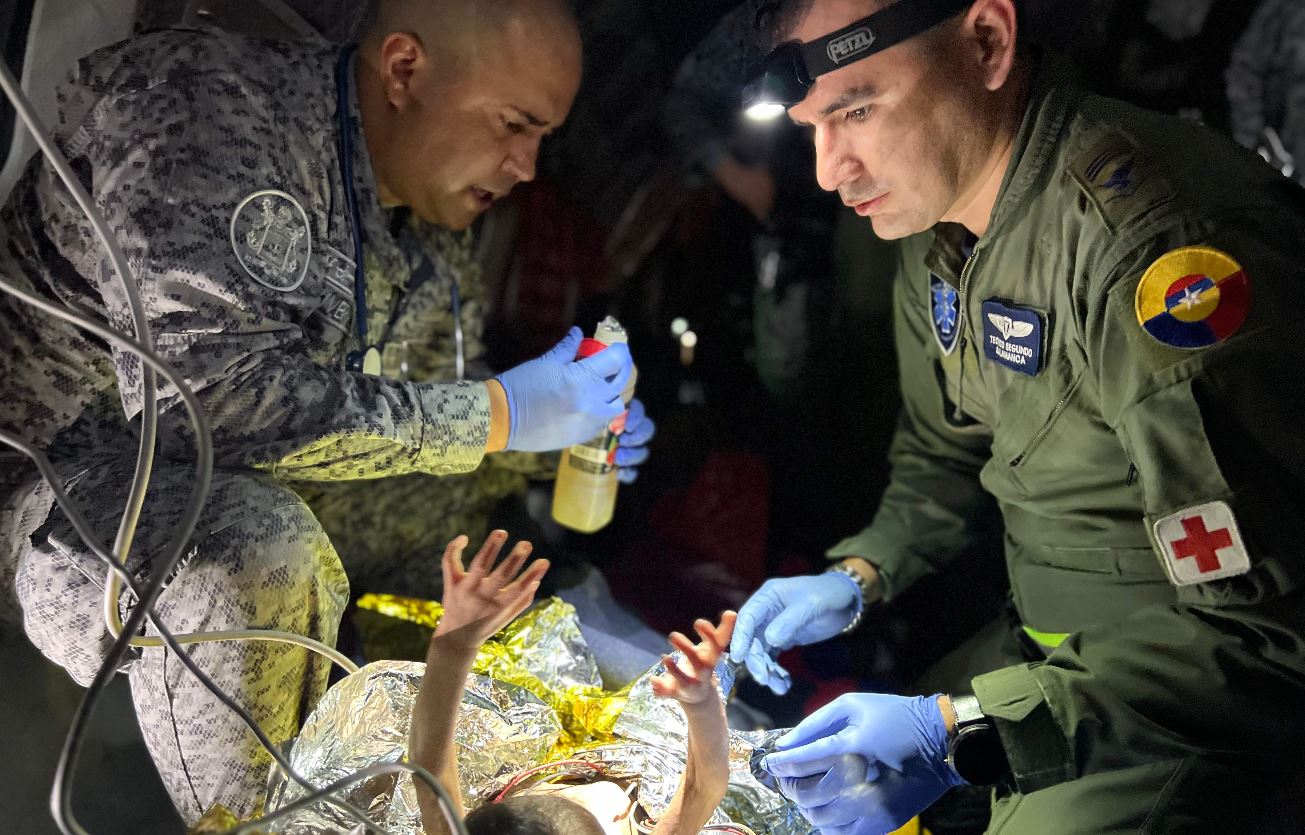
(950, 725), (1010, 787)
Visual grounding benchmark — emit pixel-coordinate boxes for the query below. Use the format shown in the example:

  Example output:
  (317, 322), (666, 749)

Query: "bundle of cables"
(0, 61), (465, 835)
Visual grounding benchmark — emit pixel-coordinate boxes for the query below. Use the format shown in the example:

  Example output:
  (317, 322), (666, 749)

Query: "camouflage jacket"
(1227, 0), (1305, 173)
(0, 30), (494, 493)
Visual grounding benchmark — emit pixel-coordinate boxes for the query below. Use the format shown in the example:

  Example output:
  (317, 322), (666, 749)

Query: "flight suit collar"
(925, 222), (971, 283)
(986, 55), (1080, 241)
(923, 56), (1080, 275)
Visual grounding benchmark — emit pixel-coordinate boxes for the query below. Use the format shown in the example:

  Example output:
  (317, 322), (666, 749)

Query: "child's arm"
(649, 612), (737, 835)
(409, 532), (549, 835)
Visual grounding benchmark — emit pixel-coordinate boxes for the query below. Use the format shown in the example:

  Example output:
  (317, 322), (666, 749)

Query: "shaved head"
(362, 0), (581, 76)
(356, 0), (583, 228)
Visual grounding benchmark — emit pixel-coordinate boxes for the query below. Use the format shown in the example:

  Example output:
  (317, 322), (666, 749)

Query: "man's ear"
(378, 31), (426, 110)
(966, 0), (1018, 92)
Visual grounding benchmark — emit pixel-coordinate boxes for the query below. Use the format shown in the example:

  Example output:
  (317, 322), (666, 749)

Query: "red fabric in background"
(498, 183), (613, 361)
(605, 451), (768, 635)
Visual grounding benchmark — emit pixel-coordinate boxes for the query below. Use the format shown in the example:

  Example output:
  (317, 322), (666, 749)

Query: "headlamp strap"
(799, 0), (976, 80)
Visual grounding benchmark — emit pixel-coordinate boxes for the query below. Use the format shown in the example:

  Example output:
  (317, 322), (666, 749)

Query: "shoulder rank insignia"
(1134, 246), (1250, 349)
(1070, 131), (1175, 233)
(230, 189), (312, 292)
(930, 272), (960, 355)
(1153, 501), (1250, 586)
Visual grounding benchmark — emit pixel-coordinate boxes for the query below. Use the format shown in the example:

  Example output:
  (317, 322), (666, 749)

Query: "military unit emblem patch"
(230, 189), (312, 292)
(1134, 246), (1250, 349)
(930, 272), (960, 356)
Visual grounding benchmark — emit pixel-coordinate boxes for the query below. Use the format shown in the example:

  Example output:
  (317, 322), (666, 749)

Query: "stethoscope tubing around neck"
(335, 46), (370, 354)
(334, 45), (464, 380)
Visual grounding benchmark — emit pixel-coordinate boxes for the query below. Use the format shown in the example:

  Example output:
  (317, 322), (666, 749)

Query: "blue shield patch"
(981, 299), (1044, 376)
(930, 273), (960, 356)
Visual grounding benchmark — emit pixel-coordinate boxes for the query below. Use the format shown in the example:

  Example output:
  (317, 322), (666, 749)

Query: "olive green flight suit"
(827, 63), (1305, 831)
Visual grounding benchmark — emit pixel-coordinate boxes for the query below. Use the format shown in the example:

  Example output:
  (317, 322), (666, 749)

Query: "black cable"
(0, 290), (382, 832)
(231, 762), (468, 835)
(0, 44), (466, 835)
(0, 428), (390, 835)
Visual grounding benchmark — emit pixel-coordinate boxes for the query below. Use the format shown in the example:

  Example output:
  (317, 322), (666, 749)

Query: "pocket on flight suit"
(1008, 540), (1177, 634)
(1001, 367), (1085, 497)
(986, 758), (1189, 835)
(990, 756), (1305, 835)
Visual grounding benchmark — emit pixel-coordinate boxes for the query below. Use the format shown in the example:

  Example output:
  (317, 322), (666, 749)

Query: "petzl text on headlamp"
(743, 0), (976, 119)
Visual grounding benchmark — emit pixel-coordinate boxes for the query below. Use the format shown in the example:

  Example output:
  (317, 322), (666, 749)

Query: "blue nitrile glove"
(495, 327), (634, 452)
(729, 572), (862, 694)
(763, 693), (963, 835)
(615, 398), (655, 484)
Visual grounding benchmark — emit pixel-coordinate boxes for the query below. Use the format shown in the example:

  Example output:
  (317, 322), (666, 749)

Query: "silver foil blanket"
(266, 599), (812, 834)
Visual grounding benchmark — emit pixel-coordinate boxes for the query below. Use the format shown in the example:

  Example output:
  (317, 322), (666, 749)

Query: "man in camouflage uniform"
(292, 222), (565, 602)
(731, 0), (1305, 831)
(0, 0), (650, 822)
(1227, 0), (1305, 184)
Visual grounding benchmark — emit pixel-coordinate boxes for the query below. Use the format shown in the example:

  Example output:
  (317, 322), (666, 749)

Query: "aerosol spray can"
(551, 317), (638, 532)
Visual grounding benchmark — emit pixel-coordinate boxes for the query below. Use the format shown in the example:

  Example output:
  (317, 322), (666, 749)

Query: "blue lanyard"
(334, 46), (464, 379)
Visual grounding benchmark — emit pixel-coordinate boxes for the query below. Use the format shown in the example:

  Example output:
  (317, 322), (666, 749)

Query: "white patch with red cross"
(1153, 501), (1251, 586)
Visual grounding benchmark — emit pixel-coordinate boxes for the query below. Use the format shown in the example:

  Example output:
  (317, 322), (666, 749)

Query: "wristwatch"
(826, 561), (873, 634)
(945, 695), (1011, 786)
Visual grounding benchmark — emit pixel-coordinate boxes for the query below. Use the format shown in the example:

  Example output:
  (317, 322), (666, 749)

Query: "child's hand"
(434, 531), (549, 650)
(651, 611), (737, 707)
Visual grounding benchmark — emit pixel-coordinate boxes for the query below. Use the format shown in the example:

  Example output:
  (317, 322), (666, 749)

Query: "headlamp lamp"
(743, 0), (976, 119)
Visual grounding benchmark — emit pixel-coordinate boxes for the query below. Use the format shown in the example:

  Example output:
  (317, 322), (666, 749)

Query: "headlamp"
(743, 0), (976, 118)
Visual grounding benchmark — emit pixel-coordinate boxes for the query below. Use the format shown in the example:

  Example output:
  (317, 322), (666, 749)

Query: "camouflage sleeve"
(1225, 0), (1277, 149)
(971, 214), (1305, 793)
(663, 0), (767, 172)
(431, 235), (557, 478)
(62, 74), (488, 480)
(824, 235), (996, 600)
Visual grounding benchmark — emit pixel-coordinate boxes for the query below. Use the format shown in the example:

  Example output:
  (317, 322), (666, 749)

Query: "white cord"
(0, 12), (161, 648)
(0, 47), (391, 834)
(127, 628), (358, 674)
(0, 53), (359, 678)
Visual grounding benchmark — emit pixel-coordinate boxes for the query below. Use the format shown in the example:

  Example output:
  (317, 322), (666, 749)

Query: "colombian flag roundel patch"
(1134, 246), (1250, 349)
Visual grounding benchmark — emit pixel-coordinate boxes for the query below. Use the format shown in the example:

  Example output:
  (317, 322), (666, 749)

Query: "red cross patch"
(1153, 501), (1250, 586)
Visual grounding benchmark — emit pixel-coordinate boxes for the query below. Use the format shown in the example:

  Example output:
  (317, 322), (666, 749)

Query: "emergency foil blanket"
(265, 597), (811, 834)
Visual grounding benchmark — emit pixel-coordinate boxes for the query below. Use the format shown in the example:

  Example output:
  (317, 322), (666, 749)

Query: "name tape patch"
(981, 299), (1044, 376)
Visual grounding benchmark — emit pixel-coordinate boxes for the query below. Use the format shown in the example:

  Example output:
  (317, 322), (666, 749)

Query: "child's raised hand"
(651, 611), (737, 706)
(435, 531), (549, 650)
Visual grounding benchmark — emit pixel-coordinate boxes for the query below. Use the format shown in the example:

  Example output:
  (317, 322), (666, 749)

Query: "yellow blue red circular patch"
(1134, 246), (1251, 349)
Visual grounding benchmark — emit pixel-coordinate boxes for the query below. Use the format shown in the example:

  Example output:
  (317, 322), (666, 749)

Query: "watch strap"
(826, 563), (870, 634)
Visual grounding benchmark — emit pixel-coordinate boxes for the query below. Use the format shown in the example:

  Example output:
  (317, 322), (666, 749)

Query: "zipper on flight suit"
(952, 244), (982, 423)
(1009, 392), (1071, 468)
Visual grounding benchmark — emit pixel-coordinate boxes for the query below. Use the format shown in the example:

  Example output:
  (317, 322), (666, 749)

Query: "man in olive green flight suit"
(730, 0), (1305, 831)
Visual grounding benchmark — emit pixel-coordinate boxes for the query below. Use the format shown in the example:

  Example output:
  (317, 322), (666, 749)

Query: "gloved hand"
(763, 693), (962, 835)
(729, 572), (862, 694)
(494, 327), (634, 452)
(615, 398), (655, 484)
